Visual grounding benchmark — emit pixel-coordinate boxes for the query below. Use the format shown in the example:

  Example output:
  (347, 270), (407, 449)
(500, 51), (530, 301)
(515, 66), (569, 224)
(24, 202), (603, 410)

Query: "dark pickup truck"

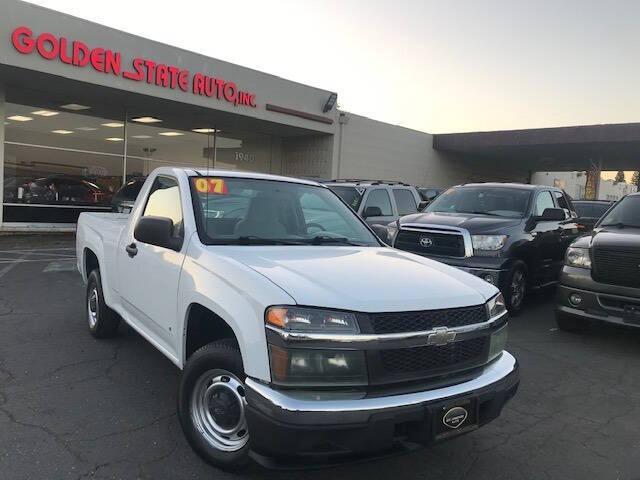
(385, 183), (580, 313)
(556, 192), (640, 331)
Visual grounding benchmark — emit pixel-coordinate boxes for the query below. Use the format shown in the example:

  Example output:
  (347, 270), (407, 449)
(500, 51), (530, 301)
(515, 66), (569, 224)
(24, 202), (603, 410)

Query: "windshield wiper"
(306, 235), (367, 246)
(234, 236), (305, 245)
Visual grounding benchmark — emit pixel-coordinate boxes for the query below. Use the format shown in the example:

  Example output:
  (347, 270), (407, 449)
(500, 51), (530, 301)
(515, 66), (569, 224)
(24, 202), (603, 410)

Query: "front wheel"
(505, 264), (527, 315)
(178, 340), (250, 471)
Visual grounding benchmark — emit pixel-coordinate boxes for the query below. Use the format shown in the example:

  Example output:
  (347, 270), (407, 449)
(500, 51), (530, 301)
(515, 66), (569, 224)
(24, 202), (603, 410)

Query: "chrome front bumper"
(245, 351), (518, 425)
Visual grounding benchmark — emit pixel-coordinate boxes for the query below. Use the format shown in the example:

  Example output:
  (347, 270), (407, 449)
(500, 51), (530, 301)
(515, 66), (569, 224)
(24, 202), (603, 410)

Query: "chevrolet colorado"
(76, 167), (519, 469)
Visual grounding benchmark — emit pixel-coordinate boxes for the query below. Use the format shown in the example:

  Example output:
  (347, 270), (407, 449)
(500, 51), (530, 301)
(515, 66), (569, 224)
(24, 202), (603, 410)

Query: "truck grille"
(380, 337), (488, 374)
(592, 247), (640, 288)
(369, 305), (487, 334)
(394, 229), (466, 257)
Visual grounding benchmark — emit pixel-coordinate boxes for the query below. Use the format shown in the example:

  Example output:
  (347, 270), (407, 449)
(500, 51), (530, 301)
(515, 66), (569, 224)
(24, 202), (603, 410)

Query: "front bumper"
(245, 351), (519, 461)
(557, 266), (640, 327)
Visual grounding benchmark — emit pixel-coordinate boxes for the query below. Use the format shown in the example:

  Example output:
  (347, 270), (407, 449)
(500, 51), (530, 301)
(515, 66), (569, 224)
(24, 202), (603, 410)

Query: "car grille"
(394, 229), (466, 257)
(369, 305), (488, 334)
(592, 247), (640, 288)
(380, 337), (488, 374)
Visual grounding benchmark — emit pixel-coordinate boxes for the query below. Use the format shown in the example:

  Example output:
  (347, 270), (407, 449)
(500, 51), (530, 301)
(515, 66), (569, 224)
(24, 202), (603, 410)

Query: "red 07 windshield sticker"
(194, 178), (228, 195)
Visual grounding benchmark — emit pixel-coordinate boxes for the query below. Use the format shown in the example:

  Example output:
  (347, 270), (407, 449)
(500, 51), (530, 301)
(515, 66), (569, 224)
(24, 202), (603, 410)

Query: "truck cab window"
(364, 189), (393, 216)
(393, 189), (418, 215)
(534, 191), (555, 217)
(143, 176), (183, 238)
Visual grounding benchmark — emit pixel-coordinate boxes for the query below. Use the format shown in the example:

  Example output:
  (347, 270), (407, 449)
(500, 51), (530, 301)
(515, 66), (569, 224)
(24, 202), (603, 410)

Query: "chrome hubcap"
(511, 270), (525, 308)
(87, 288), (98, 328)
(191, 370), (248, 452)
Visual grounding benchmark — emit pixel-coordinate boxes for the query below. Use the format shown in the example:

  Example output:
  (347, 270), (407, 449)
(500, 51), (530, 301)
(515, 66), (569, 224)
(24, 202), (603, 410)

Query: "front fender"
(176, 241), (295, 381)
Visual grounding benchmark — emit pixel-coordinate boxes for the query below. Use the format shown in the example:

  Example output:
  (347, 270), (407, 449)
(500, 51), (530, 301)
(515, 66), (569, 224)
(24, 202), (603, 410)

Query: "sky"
(24, 0), (640, 144)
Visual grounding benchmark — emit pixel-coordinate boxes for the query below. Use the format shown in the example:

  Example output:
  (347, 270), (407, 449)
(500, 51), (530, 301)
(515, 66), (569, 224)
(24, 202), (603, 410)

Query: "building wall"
(335, 113), (528, 187)
(281, 135), (335, 179)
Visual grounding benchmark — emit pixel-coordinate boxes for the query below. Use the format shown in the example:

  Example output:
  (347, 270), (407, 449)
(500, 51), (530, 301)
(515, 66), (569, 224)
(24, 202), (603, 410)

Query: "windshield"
(426, 186), (532, 218)
(190, 177), (379, 246)
(327, 186), (364, 211)
(598, 196), (640, 228)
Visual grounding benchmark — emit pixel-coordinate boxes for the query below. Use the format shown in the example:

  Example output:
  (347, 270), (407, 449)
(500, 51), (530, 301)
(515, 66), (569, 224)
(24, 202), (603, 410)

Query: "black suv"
(386, 183), (580, 313)
(556, 192), (640, 331)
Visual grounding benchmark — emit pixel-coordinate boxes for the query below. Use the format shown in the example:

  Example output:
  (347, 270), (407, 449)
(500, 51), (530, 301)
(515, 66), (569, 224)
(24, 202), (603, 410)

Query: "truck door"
(117, 175), (185, 352)
(531, 190), (560, 284)
(360, 188), (396, 226)
(554, 190), (580, 258)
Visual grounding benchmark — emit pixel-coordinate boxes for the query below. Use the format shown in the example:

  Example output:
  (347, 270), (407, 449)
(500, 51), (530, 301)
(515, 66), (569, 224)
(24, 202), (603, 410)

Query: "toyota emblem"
(419, 236), (433, 248)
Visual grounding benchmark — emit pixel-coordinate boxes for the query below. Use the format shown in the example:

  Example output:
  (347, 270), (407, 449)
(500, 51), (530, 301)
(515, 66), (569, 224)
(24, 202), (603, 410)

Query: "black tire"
(504, 263), (527, 315)
(86, 269), (120, 338)
(556, 312), (587, 333)
(178, 340), (250, 471)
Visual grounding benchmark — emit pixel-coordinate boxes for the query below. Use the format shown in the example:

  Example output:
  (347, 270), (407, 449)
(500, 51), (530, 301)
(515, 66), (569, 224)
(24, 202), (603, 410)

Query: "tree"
(633, 171), (640, 189)
(614, 170), (626, 184)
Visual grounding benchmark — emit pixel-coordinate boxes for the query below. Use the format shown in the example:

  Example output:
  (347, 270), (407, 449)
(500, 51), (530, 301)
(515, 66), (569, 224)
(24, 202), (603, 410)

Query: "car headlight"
(488, 326), (508, 361)
(386, 221), (399, 245)
(269, 345), (368, 386)
(565, 247), (591, 269)
(486, 293), (507, 319)
(266, 306), (360, 333)
(472, 235), (507, 252)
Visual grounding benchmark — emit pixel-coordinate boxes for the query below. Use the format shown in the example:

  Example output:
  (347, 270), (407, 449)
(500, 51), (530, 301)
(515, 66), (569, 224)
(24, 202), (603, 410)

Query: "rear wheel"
(86, 269), (120, 338)
(178, 340), (250, 471)
(556, 312), (587, 333)
(505, 264), (527, 315)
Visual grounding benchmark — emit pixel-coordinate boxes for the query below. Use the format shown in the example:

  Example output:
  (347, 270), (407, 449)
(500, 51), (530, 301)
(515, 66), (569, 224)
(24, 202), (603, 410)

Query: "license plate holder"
(623, 305), (640, 325)
(432, 399), (478, 440)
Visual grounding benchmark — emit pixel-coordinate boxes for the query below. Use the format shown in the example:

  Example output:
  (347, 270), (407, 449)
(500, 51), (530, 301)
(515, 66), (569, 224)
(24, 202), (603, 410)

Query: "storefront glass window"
(3, 101), (124, 223)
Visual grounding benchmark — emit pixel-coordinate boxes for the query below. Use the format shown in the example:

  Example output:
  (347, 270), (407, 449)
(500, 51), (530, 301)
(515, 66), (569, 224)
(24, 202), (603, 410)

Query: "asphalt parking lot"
(1, 235), (640, 480)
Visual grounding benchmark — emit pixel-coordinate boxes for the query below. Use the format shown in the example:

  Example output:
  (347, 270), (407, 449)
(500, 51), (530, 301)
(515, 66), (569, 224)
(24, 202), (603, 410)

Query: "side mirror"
(363, 206), (383, 218)
(537, 207), (566, 222)
(134, 216), (181, 251)
(418, 200), (429, 211)
(371, 224), (390, 244)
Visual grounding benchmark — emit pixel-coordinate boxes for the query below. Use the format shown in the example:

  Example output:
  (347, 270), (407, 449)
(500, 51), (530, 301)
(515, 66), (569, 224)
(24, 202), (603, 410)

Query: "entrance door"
(117, 175), (185, 355)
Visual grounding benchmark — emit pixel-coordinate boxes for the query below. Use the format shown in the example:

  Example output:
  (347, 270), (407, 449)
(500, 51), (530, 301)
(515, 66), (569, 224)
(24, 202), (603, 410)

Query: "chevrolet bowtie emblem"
(427, 327), (457, 346)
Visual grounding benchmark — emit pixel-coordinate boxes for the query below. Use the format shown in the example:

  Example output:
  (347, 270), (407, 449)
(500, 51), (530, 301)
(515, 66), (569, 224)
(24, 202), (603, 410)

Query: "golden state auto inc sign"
(10, 25), (257, 108)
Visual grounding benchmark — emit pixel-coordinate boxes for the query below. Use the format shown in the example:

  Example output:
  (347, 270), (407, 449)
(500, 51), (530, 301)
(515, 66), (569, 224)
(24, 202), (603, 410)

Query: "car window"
(426, 187), (531, 218)
(554, 191), (573, 214)
(591, 203), (611, 218)
(364, 189), (393, 216)
(190, 177), (378, 245)
(327, 186), (364, 211)
(393, 189), (418, 215)
(573, 203), (592, 218)
(143, 176), (183, 239)
(534, 191), (556, 216)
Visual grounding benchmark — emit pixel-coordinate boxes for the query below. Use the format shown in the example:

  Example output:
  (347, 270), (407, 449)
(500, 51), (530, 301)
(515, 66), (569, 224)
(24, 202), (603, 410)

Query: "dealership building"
(1, 1), (639, 231)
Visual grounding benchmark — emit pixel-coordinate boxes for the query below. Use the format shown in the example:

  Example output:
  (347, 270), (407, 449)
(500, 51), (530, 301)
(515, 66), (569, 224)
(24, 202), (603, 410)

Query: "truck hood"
(219, 246), (497, 312)
(400, 212), (522, 233)
(575, 226), (640, 249)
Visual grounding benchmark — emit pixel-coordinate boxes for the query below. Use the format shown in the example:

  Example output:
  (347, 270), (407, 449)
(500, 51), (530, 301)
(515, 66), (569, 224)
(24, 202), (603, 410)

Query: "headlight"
(486, 293), (507, 319)
(472, 235), (507, 252)
(269, 345), (368, 386)
(565, 247), (591, 269)
(488, 326), (508, 361)
(266, 306), (360, 333)
(386, 221), (399, 245)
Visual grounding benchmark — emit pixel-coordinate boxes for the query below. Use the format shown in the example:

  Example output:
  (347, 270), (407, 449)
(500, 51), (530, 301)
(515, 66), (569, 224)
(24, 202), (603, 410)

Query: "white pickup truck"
(76, 167), (519, 469)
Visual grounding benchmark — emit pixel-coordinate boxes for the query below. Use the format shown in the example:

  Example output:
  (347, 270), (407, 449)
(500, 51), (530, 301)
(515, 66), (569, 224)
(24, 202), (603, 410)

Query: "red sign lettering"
(10, 26), (257, 109)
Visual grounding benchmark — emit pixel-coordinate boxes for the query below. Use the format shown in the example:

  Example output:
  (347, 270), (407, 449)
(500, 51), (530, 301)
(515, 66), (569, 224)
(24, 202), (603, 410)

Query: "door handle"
(125, 242), (138, 258)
